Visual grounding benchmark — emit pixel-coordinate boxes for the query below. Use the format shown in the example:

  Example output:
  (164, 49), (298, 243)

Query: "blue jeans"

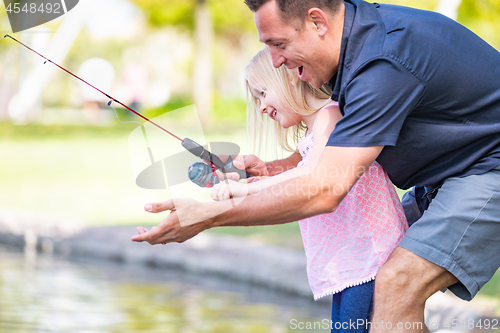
(331, 280), (374, 333)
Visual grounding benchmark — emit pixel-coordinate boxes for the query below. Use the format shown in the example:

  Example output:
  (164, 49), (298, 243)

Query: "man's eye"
(274, 43), (282, 48)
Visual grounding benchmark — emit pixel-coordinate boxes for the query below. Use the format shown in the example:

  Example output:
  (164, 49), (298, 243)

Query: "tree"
(130, 0), (255, 124)
(457, 0), (500, 49)
(378, 0), (500, 49)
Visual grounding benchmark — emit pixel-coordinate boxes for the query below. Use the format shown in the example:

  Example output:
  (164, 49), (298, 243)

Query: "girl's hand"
(247, 176), (269, 182)
(211, 180), (251, 201)
(229, 176), (268, 183)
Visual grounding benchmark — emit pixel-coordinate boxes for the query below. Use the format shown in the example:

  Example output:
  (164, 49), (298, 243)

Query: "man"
(132, 0), (500, 331)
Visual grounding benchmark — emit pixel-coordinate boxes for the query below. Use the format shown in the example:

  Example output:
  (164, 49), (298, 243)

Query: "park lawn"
(0, 116), (406, 247)
(0, 121), (234, 221)
(0, 121), (306, 246)
(0, 120), (409, 250)
(2, 122), (500, 302)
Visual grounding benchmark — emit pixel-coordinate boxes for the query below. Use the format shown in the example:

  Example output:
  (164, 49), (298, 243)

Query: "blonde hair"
(244, 46), (332, 155)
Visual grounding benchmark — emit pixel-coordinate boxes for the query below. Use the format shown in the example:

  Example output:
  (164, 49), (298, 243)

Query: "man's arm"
(218, 152), (301, 181)
(224, 152), (301, 179)
(211, 145), (383, 226)
(131, 145), (383, 244)
(264, 152), (302, 176)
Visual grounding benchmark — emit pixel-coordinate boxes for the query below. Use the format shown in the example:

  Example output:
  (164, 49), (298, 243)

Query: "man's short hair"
(245, 0), (342, 28)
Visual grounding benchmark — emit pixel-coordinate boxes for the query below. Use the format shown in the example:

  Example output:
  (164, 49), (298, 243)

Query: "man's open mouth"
(298, 66), (304, 76)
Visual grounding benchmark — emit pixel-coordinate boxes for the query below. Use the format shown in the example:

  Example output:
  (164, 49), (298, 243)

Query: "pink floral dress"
(297, 107), (408, 300)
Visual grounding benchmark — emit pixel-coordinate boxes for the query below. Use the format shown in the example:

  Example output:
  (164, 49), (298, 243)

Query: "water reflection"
(0, 245), (330, 332)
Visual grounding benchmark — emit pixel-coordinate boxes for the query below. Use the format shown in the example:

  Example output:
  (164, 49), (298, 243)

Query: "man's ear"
(307, 8), (329, 37)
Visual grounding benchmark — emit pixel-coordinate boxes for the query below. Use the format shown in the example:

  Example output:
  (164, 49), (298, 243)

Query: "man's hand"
(217, 154), (270, 181)
(131, 198), (212, 244)
(236, 154), (270, 177)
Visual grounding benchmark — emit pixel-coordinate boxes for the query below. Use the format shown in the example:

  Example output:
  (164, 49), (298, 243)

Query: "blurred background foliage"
(0, 0), (499, 127)
(457, 0), (500, 49)
(0, 0), (499, 231)
(376, 0), (500, 49)
(132, 0), (256, 40)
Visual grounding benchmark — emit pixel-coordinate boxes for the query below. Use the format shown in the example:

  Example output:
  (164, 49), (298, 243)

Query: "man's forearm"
(205, 146), (383, 230)
(266, 152), (302, 176)
(206, 173), (341, 228)
(248, 164), (312, 194)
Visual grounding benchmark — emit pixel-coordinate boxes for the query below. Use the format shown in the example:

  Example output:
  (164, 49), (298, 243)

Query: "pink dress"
(297, 110), (408, 300)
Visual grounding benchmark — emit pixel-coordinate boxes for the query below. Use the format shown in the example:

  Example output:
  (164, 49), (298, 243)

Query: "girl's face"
(250, 86), (302, 129)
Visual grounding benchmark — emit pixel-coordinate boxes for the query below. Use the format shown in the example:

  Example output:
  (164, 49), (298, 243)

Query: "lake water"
(0, 245), (332, 333)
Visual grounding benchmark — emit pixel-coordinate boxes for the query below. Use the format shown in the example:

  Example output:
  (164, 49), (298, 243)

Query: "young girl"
(211, 47), (407, 333)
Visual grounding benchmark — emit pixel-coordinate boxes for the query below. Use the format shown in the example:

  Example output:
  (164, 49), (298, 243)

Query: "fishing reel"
(188, 157), (244, 188)
(182, 138), (249, 188)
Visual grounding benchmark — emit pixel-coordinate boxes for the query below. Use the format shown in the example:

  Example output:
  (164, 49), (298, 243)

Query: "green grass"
(478, 270), (500, 301)
(0, 118), (304, 248)
(0, 121), (138, 140)
(0, 120), (242, 225)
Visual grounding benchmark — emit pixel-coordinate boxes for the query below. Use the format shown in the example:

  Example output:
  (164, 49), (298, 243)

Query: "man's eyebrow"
(261, 38), (284, 44)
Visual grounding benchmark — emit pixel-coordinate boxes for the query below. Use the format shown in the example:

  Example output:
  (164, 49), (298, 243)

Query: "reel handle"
(220, 156), (249, 181)
(181, 138), (224, 168)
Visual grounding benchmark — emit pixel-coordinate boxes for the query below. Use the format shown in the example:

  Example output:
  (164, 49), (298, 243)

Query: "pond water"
(0, 245), (331, 333)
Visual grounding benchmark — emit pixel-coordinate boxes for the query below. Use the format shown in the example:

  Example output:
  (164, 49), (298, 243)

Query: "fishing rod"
(2, 34), (247, 187)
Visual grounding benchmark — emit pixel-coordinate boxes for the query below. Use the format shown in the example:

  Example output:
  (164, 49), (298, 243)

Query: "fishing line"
(3, 34), (249, 187)
(3, 34), (183, 142)
(107, 99), (144, 127)
(107, 99), (155, 164)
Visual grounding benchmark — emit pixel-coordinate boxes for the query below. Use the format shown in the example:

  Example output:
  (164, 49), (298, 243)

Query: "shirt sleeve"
(327, 58), (426, 147)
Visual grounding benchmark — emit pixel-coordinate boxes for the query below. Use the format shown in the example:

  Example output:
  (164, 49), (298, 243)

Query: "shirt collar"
(329, 0), (356, 101)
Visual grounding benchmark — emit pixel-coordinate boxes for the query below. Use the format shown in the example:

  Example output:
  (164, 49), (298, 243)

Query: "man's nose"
(271, 50), (286, 68)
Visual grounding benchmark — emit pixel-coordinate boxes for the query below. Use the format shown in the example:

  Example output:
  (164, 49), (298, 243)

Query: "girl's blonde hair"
(244, 46), (332, 155)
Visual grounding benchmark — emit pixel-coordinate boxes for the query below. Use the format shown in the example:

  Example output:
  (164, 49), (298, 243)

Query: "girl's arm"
(211, 104), (342, 201)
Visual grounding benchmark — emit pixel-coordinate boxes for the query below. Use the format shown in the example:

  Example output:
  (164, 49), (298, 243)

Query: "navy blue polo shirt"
(326, 0), (500, 189)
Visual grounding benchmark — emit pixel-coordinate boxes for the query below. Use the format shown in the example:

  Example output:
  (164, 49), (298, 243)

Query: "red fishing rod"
(2, 34), (247, 187)
(3, 34), (182, 141)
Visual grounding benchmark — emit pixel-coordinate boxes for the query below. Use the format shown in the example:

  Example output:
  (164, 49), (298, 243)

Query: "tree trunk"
(193, 0), (213, 127)
(7, 1), (89, 123)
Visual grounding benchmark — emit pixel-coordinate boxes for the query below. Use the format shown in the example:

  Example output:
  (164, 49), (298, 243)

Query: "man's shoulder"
(349, 1), (458, 58)
(345, 0), (500, 84)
